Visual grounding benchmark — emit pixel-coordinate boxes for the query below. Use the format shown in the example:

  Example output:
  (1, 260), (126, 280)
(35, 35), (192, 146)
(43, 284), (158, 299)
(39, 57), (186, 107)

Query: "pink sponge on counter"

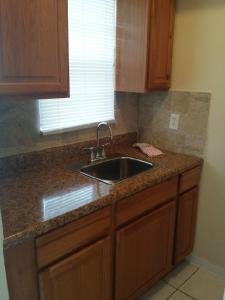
(133, 143), (164, 157)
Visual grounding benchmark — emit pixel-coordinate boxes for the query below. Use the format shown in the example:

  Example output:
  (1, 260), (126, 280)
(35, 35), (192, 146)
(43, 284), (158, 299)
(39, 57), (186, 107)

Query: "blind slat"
(39, 0), (116, 134)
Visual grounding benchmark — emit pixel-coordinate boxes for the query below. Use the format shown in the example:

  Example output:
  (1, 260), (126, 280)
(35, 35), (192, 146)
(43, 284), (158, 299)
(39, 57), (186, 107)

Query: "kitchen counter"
(0, 133), (203, 249)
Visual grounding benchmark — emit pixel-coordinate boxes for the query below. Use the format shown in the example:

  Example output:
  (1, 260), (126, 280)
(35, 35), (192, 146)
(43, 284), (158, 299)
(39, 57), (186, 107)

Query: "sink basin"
(77, 157), (155, 184)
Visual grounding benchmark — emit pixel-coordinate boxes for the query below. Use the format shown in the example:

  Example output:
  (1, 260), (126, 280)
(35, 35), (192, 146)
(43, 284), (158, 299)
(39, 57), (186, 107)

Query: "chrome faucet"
(96, 122), (113, 160)
(84, 122), (113, 163)
(96, 122), (113, 148)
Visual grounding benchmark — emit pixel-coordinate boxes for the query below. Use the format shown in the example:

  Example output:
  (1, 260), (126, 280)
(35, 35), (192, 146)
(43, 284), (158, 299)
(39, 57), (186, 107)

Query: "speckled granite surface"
(0, 133), (203, 249)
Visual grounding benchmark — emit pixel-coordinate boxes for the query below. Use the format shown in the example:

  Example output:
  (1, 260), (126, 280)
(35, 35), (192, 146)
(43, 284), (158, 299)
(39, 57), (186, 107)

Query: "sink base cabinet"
(115, 201), (176, 300)
(4, 166), (202, 300)
(39, 237), (112, 300)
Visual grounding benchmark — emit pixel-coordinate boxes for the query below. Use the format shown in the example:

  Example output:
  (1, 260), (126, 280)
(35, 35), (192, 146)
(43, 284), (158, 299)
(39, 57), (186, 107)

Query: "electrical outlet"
(169, 113), (180, 130)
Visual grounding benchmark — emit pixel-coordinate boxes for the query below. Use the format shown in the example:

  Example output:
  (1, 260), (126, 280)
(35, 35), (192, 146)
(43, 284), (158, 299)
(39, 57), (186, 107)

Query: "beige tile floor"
(139, 261), (225, 300)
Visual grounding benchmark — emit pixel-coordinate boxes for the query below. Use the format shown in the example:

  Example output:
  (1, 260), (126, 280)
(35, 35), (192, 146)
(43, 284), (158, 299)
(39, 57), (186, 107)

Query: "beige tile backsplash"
(138, 91), (211, 156)
(0, 90), (210, 158)
(0, 92), (139, 157)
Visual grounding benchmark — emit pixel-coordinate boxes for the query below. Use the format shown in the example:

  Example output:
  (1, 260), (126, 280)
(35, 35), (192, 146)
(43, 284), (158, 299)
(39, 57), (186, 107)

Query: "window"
(39, 0), (116, 134)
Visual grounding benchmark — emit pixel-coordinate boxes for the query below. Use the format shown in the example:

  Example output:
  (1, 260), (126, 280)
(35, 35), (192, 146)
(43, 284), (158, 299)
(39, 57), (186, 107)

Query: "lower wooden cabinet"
(174, 188), (198, 264)
(4, 167), (202, 300)
(115, 201), (176, 300)
(39, 237), (112, 300)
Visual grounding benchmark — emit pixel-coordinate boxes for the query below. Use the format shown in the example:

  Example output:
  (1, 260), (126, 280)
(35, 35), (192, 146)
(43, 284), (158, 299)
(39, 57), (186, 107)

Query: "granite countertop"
(0, 135), (203, 249)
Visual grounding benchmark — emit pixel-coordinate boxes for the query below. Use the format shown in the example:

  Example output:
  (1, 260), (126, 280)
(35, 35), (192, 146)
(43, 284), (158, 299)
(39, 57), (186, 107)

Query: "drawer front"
(116, 177), (178, 227)
(180, 166), (202, 193)
(36, 206), (111, 269)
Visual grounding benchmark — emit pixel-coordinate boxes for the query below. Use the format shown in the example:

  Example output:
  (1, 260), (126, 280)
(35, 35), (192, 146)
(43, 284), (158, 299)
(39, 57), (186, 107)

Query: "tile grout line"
(179, 290), (197, 300)
(166, 288), (178, 300)
(162, 267), (199, 290)
(164, 266), (200, 300)
(166, 286), (197, 300)
(163, 280), (178, 289)
(177, 266), (200, 290)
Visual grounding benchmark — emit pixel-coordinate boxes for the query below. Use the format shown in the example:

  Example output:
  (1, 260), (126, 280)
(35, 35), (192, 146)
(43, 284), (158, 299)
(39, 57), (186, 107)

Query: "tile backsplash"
(0, 90), (210, 158)
(138, 91), (211, 156)
(0, 92), (138, 158)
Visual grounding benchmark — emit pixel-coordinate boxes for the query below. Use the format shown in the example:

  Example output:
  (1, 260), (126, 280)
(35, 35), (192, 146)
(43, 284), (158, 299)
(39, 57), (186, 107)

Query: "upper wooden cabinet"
(116, 0), (175, 93)
(0, 0), (69, 97)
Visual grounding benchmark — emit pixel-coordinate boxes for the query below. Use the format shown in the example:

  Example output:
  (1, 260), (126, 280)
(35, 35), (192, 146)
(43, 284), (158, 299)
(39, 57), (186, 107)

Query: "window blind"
(39, 0), (116, 134)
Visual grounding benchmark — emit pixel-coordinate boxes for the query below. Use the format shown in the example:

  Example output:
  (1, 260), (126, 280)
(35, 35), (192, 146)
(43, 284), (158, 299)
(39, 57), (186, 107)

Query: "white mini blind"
(39, 0), (116, 134)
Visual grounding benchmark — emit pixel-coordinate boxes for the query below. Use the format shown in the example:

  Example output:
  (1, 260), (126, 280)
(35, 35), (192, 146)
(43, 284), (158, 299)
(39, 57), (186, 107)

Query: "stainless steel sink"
(77, 157), (155, 184)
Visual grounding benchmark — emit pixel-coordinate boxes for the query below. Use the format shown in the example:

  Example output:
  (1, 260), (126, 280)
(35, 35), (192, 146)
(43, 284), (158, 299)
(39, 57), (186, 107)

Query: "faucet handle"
(83, 146), (95, 151)
(83, 146), (96, 163)
(100, 143), (111, 158)
(101, 142), (111, 148)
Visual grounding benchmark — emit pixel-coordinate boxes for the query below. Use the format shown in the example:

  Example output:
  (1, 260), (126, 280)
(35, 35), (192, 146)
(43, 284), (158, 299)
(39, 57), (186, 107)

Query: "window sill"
(40, 119), (115, 136)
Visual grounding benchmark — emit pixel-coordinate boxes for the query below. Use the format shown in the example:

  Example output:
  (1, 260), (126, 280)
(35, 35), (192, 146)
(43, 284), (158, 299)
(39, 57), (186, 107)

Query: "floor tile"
(168, 291), (195, 300)
(163, 261), (198, 288)
(139, 281), (175, 300)
(180, 268), (225, 300)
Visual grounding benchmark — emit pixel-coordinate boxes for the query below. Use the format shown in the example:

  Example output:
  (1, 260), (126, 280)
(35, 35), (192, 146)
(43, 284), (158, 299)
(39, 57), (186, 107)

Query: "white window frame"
(39, 0), (116, 135)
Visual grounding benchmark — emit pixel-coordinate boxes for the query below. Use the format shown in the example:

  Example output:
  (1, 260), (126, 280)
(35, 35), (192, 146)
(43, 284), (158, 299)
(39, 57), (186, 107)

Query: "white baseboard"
(187, 254), (225, 279)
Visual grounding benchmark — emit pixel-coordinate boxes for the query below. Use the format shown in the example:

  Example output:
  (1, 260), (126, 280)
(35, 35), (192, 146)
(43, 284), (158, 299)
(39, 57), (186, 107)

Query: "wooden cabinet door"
(39, 237), (112, 300)
(116, 0), (175, 93)
(115, 201), (176, 300)
(148, 0), (175, 90)
(116, 0), (149, 93)
(174, 188), (198, 264)
(0, 0), (69, 97)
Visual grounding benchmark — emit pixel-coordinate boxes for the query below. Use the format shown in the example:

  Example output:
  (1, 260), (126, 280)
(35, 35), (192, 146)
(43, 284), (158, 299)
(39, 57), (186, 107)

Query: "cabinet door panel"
(148, 0), (175, 89)
(116, 0), (149, 93)
(116, 201), (176, 300)
(0, 0), (69, 97)
(39, 237), (112, 300)
(175, 188), (198, 264)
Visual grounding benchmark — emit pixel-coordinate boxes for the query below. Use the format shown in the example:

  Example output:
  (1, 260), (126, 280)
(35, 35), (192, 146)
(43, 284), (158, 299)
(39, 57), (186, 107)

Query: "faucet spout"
(96, 122), (113, 148)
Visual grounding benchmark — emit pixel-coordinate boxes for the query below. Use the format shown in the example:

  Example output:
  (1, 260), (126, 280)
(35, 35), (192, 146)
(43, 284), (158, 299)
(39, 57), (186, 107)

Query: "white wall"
(0, 211), (9, 300)
(172, 0), (225, 269)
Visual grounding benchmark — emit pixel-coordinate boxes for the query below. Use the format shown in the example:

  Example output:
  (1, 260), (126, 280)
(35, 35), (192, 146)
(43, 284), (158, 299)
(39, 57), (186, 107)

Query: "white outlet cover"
(169, 113), (180, 130)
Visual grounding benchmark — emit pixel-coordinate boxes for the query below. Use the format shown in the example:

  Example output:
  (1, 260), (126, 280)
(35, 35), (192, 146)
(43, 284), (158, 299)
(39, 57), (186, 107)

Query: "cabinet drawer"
(180, 166), (202, 193)
(36, 206), (111, 269)
(116, 177), (178, 227)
